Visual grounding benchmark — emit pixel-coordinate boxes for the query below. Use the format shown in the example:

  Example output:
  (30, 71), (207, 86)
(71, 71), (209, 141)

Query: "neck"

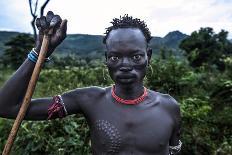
(114, 83), (144, 100)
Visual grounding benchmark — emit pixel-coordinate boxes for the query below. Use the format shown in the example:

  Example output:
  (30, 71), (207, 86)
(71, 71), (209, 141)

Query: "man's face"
(105, 28), (151, 85)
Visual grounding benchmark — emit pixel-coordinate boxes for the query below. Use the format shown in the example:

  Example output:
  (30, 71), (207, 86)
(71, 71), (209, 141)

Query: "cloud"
(0, 0), (32, 32)
(0, 0), (231, 38)
(147, 0), (232, 37)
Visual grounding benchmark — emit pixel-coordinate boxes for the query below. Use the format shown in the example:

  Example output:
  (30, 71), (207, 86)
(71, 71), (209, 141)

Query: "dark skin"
(0, 11), (181, 155)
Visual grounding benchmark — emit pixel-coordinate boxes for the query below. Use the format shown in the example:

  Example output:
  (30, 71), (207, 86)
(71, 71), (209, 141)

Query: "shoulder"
(62, 86), (106, 100)
(153, 91), (180, 115)
(60, 86), (107, 114)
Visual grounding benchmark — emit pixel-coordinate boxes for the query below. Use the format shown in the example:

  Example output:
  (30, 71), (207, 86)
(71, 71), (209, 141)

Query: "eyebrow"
(108, 50), (144, 54)
(132, 50), (144, 53)
(107, 51), (121, 56)
(108, 51), (120, 53)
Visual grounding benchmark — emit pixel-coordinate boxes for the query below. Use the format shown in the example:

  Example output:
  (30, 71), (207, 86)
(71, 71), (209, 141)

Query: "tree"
(2, 34), (34, 69)
(179, 27), (232, 71)
(29, 0), (51, 40)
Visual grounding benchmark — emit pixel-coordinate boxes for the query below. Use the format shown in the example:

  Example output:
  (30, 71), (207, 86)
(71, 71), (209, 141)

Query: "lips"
(117, 74), (136, 79)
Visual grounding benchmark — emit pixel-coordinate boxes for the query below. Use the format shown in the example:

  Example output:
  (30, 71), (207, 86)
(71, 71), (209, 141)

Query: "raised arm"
(0, 11), (67, 120)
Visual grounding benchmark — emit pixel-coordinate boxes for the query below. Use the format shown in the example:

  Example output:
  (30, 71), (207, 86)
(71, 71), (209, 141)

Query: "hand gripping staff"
(2, 29), (53, 155)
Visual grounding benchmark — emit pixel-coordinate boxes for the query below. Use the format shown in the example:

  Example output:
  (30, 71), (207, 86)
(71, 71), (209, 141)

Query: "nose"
(119, 57), (133, 72)
(120, 66), (133, 72)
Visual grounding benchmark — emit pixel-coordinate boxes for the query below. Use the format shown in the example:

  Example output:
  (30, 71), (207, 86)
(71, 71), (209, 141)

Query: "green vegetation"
(0, 28), (231, 154)
(1, 34), (34, 69)
(180, 28), (232, 71)
(0, 31), (19, 56)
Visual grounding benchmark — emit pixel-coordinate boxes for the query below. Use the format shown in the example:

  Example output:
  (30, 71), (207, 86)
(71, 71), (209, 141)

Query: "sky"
(0, 0), (231, 38)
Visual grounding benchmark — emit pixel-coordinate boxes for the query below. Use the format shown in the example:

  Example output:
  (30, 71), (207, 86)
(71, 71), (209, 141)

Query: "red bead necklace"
(111, 85), (148, 105)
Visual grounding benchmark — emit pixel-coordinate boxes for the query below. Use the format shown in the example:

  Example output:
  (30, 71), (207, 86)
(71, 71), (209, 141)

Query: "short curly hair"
(103, 14), (152, 44)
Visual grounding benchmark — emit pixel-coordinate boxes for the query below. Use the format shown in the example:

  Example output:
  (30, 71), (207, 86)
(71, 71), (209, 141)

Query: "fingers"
(36, 11), (62, 31)
(50, 15), (62, 28)
(60, 19), (67, 34)
(40, 16), (48, 30)
(46, 11), (54, 23)
(35, 18), (41, 31)
(55, 19), (67, 41)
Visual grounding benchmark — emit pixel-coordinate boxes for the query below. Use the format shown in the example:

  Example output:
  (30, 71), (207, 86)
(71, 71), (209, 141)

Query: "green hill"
(0, 31), (188, 58)
(55, 34), (105, 59)
(149, 31), (188, 56)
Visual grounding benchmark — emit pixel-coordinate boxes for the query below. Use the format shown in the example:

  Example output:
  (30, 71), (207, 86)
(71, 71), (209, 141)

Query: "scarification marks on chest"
(95, 120), (121, 154)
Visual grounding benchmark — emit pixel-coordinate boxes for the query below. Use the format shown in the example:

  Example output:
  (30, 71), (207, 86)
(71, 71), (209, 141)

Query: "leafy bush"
(2, 34), (34, 69)
(0, 55), (231, 154)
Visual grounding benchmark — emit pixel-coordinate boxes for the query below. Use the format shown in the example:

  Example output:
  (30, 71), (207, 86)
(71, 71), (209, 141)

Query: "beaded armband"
(169, 140), (182, 155)
(47, 95), (68, 119)
(27, 48), (50, 63)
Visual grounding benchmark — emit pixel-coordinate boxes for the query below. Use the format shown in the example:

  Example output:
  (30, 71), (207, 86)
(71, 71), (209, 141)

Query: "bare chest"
(88, 101), (174, 154)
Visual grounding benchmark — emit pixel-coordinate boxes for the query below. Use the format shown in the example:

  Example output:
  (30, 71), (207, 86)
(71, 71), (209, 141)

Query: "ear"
(146, 47), (152, 65)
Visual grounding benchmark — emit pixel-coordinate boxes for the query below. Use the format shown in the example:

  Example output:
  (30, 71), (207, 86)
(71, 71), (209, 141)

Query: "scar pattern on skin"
(95, 120), (121, 154)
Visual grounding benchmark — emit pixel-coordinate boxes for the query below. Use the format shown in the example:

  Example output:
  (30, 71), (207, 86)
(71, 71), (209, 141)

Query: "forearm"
(0, 58), (35, 117)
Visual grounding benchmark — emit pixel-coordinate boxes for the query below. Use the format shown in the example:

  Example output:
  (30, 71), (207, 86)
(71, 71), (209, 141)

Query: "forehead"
(106, 28), (147, 52)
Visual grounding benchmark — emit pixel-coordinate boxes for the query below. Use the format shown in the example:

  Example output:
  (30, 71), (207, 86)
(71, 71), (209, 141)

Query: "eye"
(132, 55), (141, 61)
(109, 56), (119, 61)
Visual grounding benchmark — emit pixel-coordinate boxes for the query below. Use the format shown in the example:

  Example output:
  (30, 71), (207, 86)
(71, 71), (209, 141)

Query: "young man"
(0, 11), (181, 154)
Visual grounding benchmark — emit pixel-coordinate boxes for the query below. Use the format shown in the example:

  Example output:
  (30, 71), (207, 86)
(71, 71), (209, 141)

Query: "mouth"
(117, 74), (135, 79)
(116, 74), (137, 83)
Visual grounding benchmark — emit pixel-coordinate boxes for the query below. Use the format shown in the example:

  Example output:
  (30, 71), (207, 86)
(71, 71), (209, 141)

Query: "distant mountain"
(163, 31), (188, 49)
(55, 30), (188, 57)
(0, 30), (188, 57)
(150, 30), (188, 51)
(55, 34), (105, 58)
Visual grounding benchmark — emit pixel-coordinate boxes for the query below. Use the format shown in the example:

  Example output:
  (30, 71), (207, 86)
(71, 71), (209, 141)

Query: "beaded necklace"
(111, 85), (148, 105)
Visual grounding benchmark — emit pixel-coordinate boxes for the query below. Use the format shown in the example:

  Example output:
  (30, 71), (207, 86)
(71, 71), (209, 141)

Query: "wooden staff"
(2, 29), (53, 155)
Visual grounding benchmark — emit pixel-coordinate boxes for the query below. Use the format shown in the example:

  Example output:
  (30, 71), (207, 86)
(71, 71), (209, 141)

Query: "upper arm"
(165, 95), (182, 154)
(169, 103), (181, 146)
(163, 95), (181, 146)
(24, 86), (105, 120)
(54, 86), (105, 116)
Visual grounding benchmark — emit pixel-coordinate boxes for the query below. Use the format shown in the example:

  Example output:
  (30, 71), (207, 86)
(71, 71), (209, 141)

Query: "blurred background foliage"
(0, 27), (231, 155)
